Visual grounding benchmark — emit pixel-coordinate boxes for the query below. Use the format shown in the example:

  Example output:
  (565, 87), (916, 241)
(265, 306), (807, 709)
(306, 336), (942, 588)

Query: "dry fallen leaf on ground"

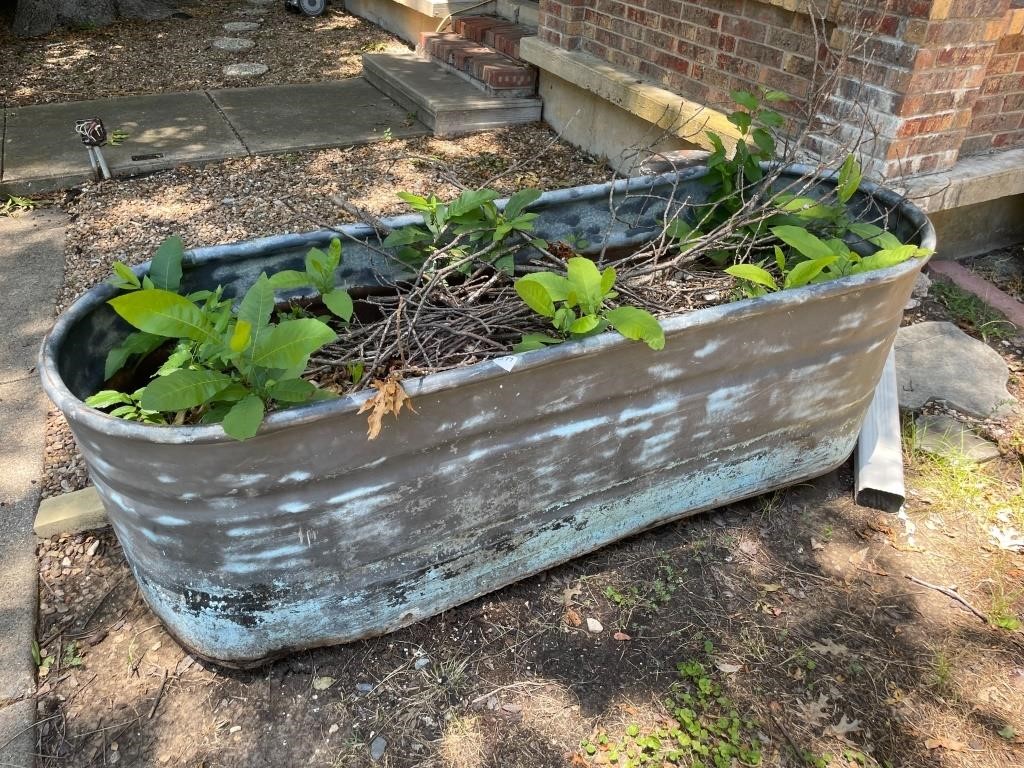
(564, 608), (583, 627)
(827, 714), (862, 739)
(357, 374), (415, 439)
(925, 736), (968, 751)
(810, 639), (850, 656)
(612, 631), (631, 641)
(796, 693), (830, 727)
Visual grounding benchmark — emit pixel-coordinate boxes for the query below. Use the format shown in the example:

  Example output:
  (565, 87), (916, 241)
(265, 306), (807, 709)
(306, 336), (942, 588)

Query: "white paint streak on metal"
(281, 470), (312, 483)
(704, 382), (755, 418)
(693, 339), (723, 359)
(327, 483), (393, 505)
(279, 501), (312, 513)
(156, 474), (177, 484)
(152, 515), (189, 527)
(215, 472), (269, 486)
(493, 356), (518, 372)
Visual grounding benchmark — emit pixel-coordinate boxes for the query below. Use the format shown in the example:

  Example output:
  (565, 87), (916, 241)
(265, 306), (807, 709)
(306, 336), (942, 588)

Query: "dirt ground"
(0, 0), (405, 106)
(31, 283), (1024, 767)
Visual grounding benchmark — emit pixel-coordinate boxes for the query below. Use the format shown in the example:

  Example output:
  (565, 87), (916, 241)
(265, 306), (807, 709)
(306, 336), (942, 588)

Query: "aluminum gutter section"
(855, 348), (906, 512)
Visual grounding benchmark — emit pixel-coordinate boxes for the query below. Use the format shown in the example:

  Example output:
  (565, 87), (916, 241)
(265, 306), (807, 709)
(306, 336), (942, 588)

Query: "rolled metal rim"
(39, 165), (936, 445)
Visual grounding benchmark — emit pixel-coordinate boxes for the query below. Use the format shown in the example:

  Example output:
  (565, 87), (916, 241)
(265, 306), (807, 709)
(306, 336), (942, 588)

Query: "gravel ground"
(0, 0), (404, 106)
(40, 125), (610, 498)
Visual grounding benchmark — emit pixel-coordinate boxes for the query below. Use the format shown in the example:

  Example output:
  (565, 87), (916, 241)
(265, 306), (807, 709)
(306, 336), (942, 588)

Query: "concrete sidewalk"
(1, 79), (430, 195)
(0, 209), (68, 768)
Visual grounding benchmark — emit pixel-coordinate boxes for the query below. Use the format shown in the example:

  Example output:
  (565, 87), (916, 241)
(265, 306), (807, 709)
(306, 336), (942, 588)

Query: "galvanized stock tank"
(40, 167), (935, 665)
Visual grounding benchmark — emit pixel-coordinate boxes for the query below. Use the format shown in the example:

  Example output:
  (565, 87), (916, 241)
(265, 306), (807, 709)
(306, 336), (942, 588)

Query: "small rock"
(328, 723), (339, 735)
(213, 37), (256, 52)
(369, 736), (387, 761)
(414, 657), (431, 670)
(224, 21), (261, 32)
(586, 617), (603, 633)
(229, 725), (241, 734)
(222, 197), (236, 206)
(355, 682), (373, 694)
(61, 557), (72, 568)
(87, 540), (100, 557)
(913, 414), (1001, 463)
(903, 298), (920, 310)
(912, 271), (932, 299)
(223, 63), (268, 78)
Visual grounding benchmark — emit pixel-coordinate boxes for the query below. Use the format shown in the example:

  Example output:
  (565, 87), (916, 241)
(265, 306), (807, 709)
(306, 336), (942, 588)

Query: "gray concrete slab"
(1, 92), (246, 194)
(208, 79), (430, 155)
(0, 209), (66, 768)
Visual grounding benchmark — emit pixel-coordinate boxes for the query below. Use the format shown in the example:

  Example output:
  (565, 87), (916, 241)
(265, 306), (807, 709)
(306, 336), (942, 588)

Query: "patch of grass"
(988, 586), (1022, 632)
(929, 649), (953, 692)
(578, 658), (762, 767)
(0, 194), (36, 216)
(931, 279), (1017, 341)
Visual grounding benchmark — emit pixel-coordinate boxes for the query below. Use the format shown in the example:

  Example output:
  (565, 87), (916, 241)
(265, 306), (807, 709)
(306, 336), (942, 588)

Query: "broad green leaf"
(784, 256), (837, 288)
(504, 188), (541, 220)
(600, 266), (616, 296)
(730, 89), (758, 110)
(570, 314), (601, 334)
(266, 269), (313, 291)
(515, 278), (555, 317)
(229, 320), (252, 353)
(774, 245), (787, 272)
(854, 245), (925, 273)
(111, 261), (141, 290)
(847, 221), (903, 250)
(763, 89), (789, 102)
(148, 236), (184, 292)
(305, 247), (333, 290)
(104, 331), (164, 379)
(323, 289), (354, 322)
(728, 111), (752, 134)
(249, 318), (336, 371)
(605, 307), (665, 351)
(396, 191), (431, 210)
(512, 333), (564, 353)
(751, 127), (775, 157)
(759, 110), (785, 128)
(238, 274), (275, 331)
(109, 289), (213, 342)
(382, 226), (432, 248)
(836, 154), (862, 204)
(665, 218), (693, 240)
(155, 342), (193, 376)
(448, 188), (500, 217)
(213, 382), (250, 402)
(268, 378), (317, 403)
(771, 225), (836, 261)
(326, 238), (342, 271)
(524, 272), (571, 302)
(777, 195), (835, 220)
(199, 402), (232, 424)
(222, 394), (265, 441)
(725, 264), (777, 290)
(85, 390), (133, 409)
(140, 368), (234, 412)
(566, 257), (604, 315)
(493, 254), (515, 276)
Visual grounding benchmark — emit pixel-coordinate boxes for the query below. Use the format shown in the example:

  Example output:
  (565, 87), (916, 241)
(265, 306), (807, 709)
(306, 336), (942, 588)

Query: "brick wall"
(537, 0), (1022, 177)
(963, 4), (1024, 155)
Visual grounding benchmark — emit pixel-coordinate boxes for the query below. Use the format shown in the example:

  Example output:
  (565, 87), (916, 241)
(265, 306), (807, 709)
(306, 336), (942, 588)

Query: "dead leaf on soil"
(924, 736), (967, 752)
(312, 676), (336, 691)
(562, 584), (582, 608)
(810, 639), (850, 656)
(827, 714), (861, 740)
(848, 547), (869, 567)
(797, 693), (830, 726)
(738, 539), (759, 556)
(613, 631), (631, 641)
(564, 608), (583, 627)
(357, 374), (415, 440)
(715, 662), (742, 674)
(810, 537), (825, 551)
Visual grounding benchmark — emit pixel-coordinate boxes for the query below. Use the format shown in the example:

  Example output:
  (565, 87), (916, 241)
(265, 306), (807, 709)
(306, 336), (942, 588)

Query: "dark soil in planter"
(965, 244), (1024, 303)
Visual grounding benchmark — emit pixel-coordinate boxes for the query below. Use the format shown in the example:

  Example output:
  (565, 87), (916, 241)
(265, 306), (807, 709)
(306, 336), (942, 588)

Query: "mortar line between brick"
(203, 90), (251, 156)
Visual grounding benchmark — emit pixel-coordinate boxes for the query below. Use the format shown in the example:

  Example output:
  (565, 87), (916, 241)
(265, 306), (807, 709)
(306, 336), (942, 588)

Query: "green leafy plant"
(264, 238), (354, 322)
(513, 257), (665, 352)
(89, 237), (340, 440)
(0, 194), (36, 216)
(383, 187), (546, 275)
(725, 225), (930, 298)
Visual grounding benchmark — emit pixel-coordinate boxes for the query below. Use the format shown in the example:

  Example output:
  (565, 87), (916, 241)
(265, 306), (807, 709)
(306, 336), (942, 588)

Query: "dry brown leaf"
(562, 584), (582, 607)
(564, 608), (583, 627)
(796, 693), (830, 727)
(827, 714), (861, 740)
(924, 736), (967, 751)
(613, 631), (631, 641)
(357, 374), (415, 440)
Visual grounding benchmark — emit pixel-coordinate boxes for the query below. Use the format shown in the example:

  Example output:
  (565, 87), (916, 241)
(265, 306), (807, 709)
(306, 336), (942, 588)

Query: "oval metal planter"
(40, 167), (935, 666)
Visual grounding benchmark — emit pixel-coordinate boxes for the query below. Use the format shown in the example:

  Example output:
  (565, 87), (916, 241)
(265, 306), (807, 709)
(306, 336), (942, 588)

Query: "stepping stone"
(214, 37), (256, 52)
(895, 321), (1014, 418)
(913, 414), (1001, 462)
(223, 63), (269, 78)
(224, 21), (261, 32)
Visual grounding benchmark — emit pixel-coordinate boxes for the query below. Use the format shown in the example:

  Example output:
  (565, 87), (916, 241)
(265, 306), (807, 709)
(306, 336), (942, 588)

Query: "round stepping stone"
(223, 63), (269, 78)
(224, 21), (261, 32)
(213, 37), (256, 52)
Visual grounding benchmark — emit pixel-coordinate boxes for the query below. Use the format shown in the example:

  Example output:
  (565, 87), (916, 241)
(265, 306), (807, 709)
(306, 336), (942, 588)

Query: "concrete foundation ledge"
(345, 0), (486, 43)
(34, 487), (108, 539)
(518, 37), (742, 156)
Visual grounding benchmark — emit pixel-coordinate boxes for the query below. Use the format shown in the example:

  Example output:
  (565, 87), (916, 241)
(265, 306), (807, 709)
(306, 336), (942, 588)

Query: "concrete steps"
(362, 51), (542, 137)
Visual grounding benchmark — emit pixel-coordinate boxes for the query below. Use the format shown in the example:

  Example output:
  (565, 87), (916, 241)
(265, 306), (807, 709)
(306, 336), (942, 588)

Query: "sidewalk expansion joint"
(203, 90), (251, 156)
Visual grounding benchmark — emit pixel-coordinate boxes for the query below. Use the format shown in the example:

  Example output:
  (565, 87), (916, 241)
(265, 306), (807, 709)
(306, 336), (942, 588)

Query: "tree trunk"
(13, 0), (177, 38)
